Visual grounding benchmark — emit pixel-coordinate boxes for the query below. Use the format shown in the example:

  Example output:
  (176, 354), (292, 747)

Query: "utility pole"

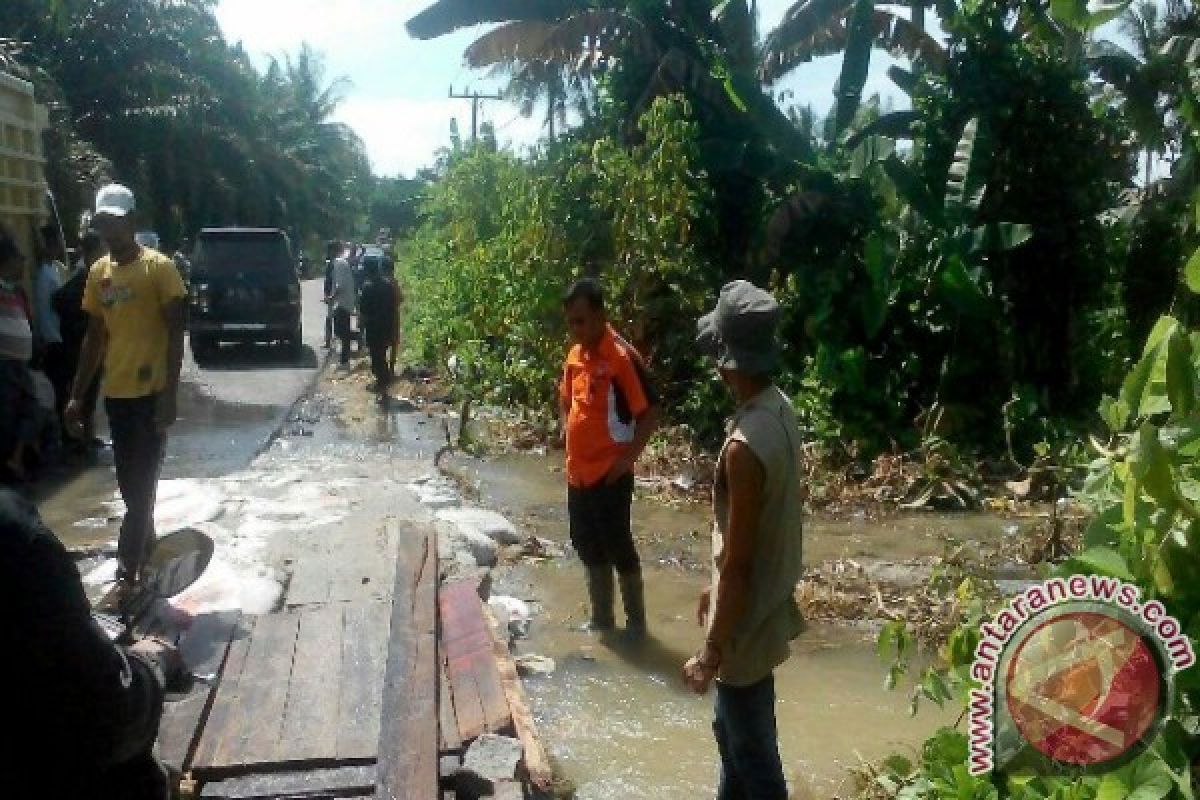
(449, 85), (503, 142)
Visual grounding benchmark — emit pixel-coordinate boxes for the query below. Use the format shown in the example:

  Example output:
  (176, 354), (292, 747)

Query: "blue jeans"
(713, 674), (788, 800)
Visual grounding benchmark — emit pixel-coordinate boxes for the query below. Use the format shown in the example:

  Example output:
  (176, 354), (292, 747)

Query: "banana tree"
(882, 117), (1032, 334)
(408, 0), (815, 162)
(758, 0), (946, 139)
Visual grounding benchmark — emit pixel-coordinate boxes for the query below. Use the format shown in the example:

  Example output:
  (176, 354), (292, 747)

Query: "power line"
(449, 85), (502, 141)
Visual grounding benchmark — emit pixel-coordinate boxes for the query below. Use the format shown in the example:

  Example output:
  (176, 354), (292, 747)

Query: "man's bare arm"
(156, 299), (186, 430)
(706, 439), (764, 648)
(65, 316), (106, 436)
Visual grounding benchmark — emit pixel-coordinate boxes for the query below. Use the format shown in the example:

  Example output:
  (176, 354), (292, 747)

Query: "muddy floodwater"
(460, 451), (1007, 799)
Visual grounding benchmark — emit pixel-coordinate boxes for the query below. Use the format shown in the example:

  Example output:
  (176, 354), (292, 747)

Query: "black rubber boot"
(585, 565), (616, 631)
(618, 569), (647, 635)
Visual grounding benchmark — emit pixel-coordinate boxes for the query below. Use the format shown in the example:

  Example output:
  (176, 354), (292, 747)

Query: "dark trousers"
(567, 472), (639, 573)
(43, 342), (73, 428)
(367, 335), (391, 390)
(106, 395), (166, 579)
(713, 674), (788, 800)
(333, 309), (352, 364)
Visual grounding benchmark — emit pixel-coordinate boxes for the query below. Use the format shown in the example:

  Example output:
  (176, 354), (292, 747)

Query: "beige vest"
(710, 385), (805, 686)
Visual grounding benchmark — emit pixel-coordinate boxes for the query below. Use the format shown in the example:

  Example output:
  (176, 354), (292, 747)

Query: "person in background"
(357, 260), (399, 404)
(683, 280), (804, 800)
(66, 184), (187, 589)
(323, 239), (339, 350)
(388, 261), (404, 381)
(325, 241), (355, 366)
(53, 230), (107, 456)
(0, 227), (38, 482)
(33, 223), (68, 435)
(559, 278), (659, 636)
(171, 237), (191, 285)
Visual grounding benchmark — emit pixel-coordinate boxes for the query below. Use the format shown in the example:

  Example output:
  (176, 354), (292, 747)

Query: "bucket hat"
(696, 280), (781, 375)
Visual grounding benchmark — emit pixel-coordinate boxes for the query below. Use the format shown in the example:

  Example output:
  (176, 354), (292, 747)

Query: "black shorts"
(567, 472), (639, 572)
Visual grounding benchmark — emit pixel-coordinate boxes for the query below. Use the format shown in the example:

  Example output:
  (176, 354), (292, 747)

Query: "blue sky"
(212, 1), (918, 177)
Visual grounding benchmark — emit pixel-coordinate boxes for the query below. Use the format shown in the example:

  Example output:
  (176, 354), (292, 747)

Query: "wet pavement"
(40, 279), (329, 549)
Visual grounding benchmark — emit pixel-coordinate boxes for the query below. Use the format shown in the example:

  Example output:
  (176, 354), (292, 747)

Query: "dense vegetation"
(2, 0), (375, 253)
(397, 2), (1200, 793)
(400, 0), (1199, 466)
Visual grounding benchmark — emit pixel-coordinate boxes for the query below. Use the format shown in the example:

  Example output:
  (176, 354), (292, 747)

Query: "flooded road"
(38, 279), (329, 549)
(459, 451), (983, 798)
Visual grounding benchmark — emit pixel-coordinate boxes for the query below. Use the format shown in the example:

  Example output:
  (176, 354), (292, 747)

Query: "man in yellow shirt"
(66, 184), (187, 586)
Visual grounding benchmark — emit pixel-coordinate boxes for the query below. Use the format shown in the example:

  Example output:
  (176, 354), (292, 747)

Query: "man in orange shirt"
(559, 278), (659, 634)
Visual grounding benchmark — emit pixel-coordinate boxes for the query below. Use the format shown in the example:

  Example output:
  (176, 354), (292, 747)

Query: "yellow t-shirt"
(82, 248), (187, 399)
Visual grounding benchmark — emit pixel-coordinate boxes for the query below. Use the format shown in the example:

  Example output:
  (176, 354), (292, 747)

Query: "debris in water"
(489, 595), (532, 639)
(515, 654), (556, 677)
(438, 508), (521, 545)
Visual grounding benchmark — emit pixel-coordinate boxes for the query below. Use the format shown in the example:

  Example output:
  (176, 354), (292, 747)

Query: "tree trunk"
(911, 0), (925, 33)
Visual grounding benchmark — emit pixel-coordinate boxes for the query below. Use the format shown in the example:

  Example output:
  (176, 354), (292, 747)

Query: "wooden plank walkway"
(166, 515), (551, 799)
(376, 524), (438, 799)
(191, 599), (393, 774)
(157, 611), (243, 774)
(438, 579), (513, 744)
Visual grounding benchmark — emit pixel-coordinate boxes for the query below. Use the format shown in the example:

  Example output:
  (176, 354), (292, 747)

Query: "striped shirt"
(0, 281), (33, 362)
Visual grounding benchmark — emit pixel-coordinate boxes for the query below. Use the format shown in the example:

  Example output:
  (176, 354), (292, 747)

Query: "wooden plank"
(337, 600), (391, 759)
(191, 616), (257, 770)
(473, 646), (513, 736)
(487, 608), (553, 792)
(442, 627), (492, 662)
(407, 550), (439, 793)
(376, 526), (438, 800)
(277, 604), (344, 762)
(199, 765), (376, 799)
(156, 611), (242, 772)
(438, 655), (462, 753)
(218, 611), (302, 769)
(438, 579), (511, 737)
(445, 653), (486, 742)
(438, 580), (488, 632)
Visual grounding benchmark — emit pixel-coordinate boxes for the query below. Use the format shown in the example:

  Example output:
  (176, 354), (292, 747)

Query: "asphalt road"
(168, 277), (330, 477)
(39, 279), (330, 540)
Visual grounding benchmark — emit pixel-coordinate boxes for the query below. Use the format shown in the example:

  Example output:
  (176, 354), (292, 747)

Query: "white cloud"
(215, 0), (925, 175)
(217, 0), (544, 176)
(335, 95), (547, 177)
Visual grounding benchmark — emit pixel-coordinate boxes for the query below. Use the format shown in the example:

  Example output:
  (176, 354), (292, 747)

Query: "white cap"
(94, 183), (135, 217)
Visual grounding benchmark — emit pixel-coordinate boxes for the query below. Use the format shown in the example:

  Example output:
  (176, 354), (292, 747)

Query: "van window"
(194, 234), (291, 273)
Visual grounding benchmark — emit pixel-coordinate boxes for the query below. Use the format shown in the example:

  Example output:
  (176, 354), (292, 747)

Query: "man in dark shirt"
(53, 229), (107, 455)
(357, 260), (399, 404)
(0, 489), (177, 798)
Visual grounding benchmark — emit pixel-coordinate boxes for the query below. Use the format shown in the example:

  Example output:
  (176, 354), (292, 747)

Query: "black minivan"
(188, 228), (302, 359)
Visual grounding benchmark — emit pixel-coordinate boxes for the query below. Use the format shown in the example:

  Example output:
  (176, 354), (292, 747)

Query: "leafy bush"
(400, 96), (718, 416)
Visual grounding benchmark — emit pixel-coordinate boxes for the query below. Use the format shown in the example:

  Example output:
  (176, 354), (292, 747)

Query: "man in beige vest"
(683, 280), (804, 800)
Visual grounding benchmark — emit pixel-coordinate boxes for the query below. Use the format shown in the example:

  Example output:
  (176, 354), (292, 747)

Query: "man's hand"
(604, 448), (636, 484)
(64, 397), (85, 438)
(696, 587), (711, 627)
(155, 391), (177, 432)
(130, 635), (186, 689)
(683, 654), (718, 695)
(682, 639), (721, 694)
